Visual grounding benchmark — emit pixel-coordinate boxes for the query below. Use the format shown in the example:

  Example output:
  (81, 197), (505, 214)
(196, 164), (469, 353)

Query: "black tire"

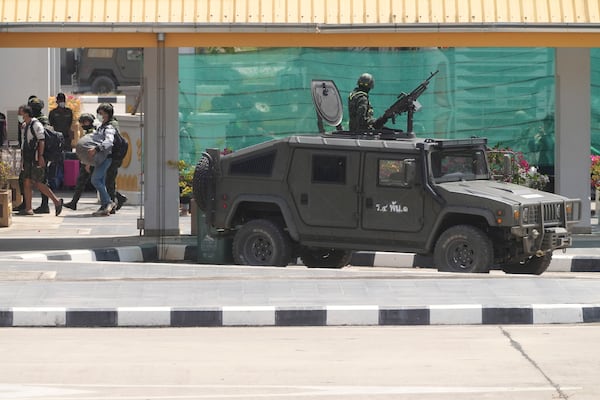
(233, 219), (292, 267)
(433, 225), (493, 273)
(501, 253), (552, 275)
(91, 75), (116, 94)
(193, 155), (213, 212)
(300, 247), (352, 269)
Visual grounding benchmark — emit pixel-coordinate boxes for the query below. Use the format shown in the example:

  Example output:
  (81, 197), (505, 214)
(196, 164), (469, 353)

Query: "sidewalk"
(0, 190), (194, 253)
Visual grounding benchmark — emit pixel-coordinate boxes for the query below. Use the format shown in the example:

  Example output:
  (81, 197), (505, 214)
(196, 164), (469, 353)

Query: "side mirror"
(404, 159), (416, 186)
(503, 154), (512, 177)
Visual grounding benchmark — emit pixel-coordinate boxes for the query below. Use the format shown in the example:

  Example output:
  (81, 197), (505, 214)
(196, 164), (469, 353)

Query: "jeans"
(91, 157), (112, 207)
(106, 158), (122, 201)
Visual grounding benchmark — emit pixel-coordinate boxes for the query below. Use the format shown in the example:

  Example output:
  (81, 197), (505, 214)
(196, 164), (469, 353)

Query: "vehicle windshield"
(430, 148), (489, 183)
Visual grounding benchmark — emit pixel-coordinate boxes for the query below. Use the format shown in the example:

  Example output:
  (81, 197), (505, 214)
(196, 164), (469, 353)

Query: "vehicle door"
(288, 148), (360, 228)
(115, 48), (143, 82)
(361, 152), (424, 232)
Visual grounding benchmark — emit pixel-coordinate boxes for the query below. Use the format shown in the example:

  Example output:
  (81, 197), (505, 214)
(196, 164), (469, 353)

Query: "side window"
(378, 159), (412, 187)
(229, 151), (276, 176)
(127, 49), (143, 61)
(312, 155), (346, 184)
(87, 48), (113, 58)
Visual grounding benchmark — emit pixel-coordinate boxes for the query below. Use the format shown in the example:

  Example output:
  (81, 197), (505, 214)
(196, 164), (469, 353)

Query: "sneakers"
(92, 202), (115, 217)
(116, 193), (127, 211)
(63, 200), (77, 211)
(17, 209), (34, 216)
(33, 205), (50, 214)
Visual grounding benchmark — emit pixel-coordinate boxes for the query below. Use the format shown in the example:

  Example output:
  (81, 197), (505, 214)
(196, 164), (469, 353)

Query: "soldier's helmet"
(27, 97), (44, 116)
(357, 73), (374, 90)
(79, 113), (95, 124)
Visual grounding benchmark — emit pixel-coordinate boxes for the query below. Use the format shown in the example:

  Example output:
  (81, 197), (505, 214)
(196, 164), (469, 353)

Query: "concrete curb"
(1, 244), (196, 263)
(1, 304), (599, 327)
(5, 246), (600, 273)
(350, 252), (600, 273)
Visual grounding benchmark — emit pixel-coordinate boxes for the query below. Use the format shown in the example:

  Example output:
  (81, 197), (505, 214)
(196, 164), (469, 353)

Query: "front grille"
(542, 202), (563, 224)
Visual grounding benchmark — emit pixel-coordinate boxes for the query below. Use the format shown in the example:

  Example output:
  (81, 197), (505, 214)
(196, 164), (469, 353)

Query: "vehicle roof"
(220, 134), (488, 159)
(288, 134), (487, 151)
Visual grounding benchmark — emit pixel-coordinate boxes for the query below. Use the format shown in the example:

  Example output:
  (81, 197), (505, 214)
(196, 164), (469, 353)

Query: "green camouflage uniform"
(348, 89), (376, 132)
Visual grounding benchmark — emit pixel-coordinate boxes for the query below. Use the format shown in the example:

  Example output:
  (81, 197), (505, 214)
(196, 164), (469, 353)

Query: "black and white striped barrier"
(1, 304), (599, 327)
(4, 246), (600, 272)
(350, 252), (600, 273)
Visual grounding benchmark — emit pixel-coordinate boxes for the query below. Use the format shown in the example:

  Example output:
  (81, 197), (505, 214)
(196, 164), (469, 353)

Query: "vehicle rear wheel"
(233, 219), (292, 267)
(193, 155), (214, 212)
(300, 247), (352, 269)
(434, 225), (493, 273)
(91, 75), (116, 94)
(501, 253), (552, 275)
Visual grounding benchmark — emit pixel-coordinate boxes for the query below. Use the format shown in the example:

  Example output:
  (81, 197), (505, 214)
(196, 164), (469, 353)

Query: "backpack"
(111, 128), (129, 162)
(28, 121), (65, 163)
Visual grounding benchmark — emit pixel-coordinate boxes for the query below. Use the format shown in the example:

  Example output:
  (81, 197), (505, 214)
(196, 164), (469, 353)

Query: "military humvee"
(193, 78), (581, 274)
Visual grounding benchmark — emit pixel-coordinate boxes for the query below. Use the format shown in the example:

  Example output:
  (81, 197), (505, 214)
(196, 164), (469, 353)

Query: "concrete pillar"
(143, 41), (180, 236)
(48, 48), (61, 96)
(555, 48), (591, 233)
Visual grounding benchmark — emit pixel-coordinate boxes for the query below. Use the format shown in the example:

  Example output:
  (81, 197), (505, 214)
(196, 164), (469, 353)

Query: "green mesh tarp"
(179, 47), (598, 169)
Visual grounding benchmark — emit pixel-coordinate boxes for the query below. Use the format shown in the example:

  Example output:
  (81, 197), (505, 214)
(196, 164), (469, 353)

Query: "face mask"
(58, 102), (66, 108)
(17, 115), (24, 123)
(97, 114), (104, 123)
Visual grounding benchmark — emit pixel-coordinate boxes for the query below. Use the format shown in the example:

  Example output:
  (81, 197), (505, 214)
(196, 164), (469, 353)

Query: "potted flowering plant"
(590, 155), (600, 191)
(0, 160), (11, 227)
(167, 160), (194, 215)
(0, 160), (10, 190)
(487, 145), (550, 191)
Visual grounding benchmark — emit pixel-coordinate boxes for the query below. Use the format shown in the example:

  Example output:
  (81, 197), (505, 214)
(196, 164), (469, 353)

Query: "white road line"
(0, 384), (581, 399)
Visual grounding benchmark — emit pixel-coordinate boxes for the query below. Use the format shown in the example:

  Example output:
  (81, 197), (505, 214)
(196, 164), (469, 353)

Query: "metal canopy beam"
(2, 31), (600, 48)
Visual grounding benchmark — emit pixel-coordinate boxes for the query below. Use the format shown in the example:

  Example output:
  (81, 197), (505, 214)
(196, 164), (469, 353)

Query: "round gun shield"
(311, 80), (343, 127)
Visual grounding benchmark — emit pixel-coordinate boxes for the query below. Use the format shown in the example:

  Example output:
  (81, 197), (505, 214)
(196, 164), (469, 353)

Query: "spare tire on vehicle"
(193, 154), (214, 212)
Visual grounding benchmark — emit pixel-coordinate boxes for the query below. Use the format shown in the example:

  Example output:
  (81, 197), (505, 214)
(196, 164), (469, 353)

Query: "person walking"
(27, 96), (52, 214)
(87, 103), (116, 216)
(64, 113), (96, 211)
(0, 111), (7, 146)
(19, 105), (63, 216)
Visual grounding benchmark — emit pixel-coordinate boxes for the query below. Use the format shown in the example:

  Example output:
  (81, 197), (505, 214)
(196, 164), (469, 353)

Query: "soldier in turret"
(347, 73), (391, 132)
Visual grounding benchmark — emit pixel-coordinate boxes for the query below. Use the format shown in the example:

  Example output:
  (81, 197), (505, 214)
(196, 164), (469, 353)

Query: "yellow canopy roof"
(1, 0), (600, 47)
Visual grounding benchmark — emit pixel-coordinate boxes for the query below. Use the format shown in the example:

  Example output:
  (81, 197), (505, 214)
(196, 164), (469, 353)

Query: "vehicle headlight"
(521, 206), (530, 224)
(565, 201), (580, 222)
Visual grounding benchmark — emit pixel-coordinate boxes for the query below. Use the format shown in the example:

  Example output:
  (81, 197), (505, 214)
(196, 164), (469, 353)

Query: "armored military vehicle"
(62, 48), (142, 93)
(193, 77), (581, 274)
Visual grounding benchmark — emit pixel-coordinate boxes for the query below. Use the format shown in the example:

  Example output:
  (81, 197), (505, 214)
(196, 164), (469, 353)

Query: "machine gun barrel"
(384, 70), (439, 132)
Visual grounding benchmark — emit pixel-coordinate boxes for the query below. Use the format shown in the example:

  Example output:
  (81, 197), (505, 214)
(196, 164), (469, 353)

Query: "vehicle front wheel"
(233, 219), (292, 267)
(434, 225), (493, 273)
(501, 253), (552, 275)
(91, 75), (116, 94)
(299, 247), (352, 269)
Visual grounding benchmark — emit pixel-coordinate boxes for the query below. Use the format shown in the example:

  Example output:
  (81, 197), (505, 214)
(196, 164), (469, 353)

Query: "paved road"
(2, 261), (600, 308)
(1, 325), (598, 399)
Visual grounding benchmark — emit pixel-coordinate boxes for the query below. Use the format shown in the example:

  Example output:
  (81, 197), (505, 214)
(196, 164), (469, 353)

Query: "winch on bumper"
(510, 200), (580, 255)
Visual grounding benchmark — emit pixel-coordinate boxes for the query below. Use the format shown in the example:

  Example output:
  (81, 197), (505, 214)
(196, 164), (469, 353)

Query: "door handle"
(300, 193), (308, 205)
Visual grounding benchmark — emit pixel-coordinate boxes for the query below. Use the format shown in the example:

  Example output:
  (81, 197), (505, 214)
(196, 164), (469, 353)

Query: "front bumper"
(516, 227), (572, 255)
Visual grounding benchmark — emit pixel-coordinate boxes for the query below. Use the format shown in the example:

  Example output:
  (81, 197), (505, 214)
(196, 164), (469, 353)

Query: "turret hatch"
(311, 80), (343, 131)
